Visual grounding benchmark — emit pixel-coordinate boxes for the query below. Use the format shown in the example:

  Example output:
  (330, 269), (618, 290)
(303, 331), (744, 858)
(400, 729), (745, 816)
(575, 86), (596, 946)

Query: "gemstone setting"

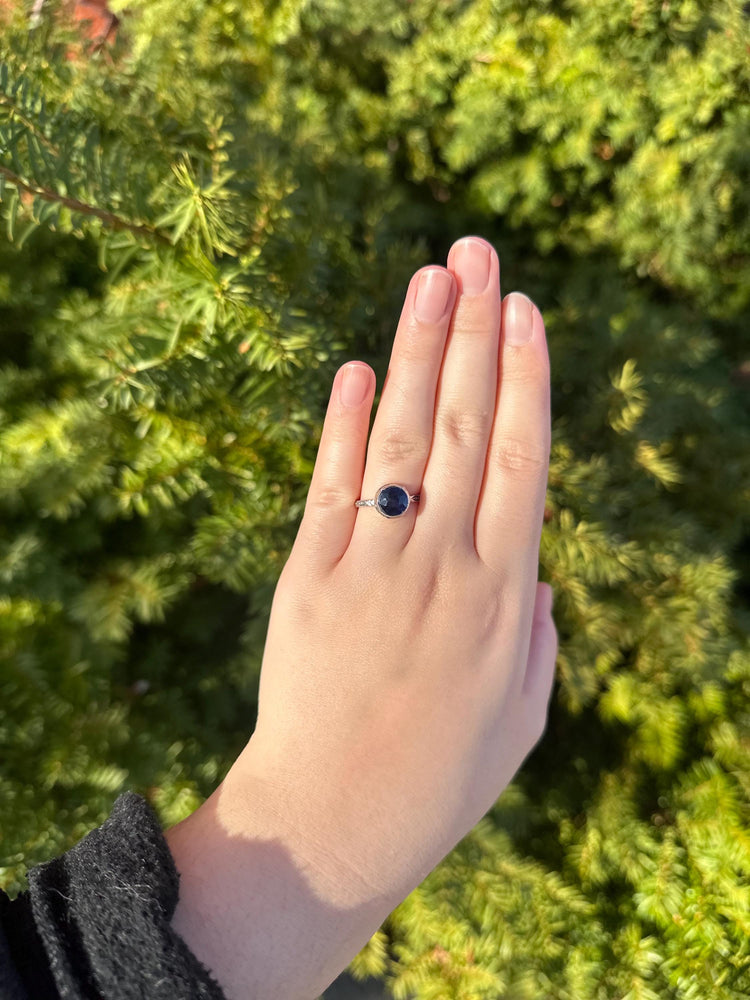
(375, 484), (410, 518)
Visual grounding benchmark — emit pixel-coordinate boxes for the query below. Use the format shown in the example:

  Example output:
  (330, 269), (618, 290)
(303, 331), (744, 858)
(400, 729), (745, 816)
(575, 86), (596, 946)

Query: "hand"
(166, 236), (558, 1000)
(236, 235), (558, 900)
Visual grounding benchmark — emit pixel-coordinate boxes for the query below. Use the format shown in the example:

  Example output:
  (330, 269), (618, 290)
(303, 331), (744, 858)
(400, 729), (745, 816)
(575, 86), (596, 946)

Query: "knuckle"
(306, 484), (354, 511)
(374, 429), (427, 466)
(493, 436), (548, 478)
(436, 405), (491, 448)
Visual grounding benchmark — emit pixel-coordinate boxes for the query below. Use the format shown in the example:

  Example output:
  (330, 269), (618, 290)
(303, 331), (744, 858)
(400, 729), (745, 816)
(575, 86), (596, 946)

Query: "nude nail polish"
(341, 364), (371, 407)
(454, 239), (491, 295)
(414, 269), (454, 323)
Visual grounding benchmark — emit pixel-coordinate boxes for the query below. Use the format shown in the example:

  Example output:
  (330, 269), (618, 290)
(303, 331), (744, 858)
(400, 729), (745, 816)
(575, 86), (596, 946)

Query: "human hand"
(236, 235), (557, 902)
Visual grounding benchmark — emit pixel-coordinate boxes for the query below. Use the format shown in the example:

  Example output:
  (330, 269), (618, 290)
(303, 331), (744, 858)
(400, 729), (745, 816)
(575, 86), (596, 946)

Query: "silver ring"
(354, 483), (420, 518)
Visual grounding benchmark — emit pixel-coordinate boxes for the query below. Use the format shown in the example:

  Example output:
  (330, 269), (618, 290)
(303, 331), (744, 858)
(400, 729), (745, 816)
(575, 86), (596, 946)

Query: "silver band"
(355, 483), (420, 518)
(354, 495), (421, 508)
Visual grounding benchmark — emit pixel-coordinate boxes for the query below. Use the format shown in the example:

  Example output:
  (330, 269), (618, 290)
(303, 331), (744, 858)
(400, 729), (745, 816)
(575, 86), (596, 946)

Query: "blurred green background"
(1, 1), (749, 997)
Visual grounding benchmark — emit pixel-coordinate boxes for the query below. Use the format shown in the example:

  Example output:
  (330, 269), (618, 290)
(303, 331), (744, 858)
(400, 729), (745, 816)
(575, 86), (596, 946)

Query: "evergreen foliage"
(1, 1), (749, 997)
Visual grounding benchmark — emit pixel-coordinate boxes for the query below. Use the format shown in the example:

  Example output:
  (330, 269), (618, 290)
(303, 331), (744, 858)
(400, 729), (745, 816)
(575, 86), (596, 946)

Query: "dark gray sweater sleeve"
(0, 791), (227, 1000)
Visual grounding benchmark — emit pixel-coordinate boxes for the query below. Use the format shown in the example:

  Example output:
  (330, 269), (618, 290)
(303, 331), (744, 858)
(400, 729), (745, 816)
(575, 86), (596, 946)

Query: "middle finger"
(415, 236), (501, 549)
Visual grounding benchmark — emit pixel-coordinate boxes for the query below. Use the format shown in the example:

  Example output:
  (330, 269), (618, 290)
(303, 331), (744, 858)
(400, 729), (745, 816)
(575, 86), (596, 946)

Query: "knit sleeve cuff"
(0, 895), (35, 1000)
(26, 791), (227, 1000)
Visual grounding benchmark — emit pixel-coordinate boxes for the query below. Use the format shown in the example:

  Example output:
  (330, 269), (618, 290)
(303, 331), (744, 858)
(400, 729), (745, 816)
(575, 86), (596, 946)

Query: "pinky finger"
(521, 582), (558, 728)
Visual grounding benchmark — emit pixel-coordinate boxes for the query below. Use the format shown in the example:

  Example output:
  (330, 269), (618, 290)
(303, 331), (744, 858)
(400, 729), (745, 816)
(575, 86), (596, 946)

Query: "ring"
(354, 483), (420, 518)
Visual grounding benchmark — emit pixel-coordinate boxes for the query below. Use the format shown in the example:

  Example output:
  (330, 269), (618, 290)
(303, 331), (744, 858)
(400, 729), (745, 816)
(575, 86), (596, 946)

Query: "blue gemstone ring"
(355, 483), (420, 518)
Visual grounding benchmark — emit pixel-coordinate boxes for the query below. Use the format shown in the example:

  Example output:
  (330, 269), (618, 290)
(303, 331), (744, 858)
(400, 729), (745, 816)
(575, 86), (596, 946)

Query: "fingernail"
(414, 269), (454, 323)
(504, 292), (534, 345)
(453, 238), (491, 295)
(340, 363), (371, 407)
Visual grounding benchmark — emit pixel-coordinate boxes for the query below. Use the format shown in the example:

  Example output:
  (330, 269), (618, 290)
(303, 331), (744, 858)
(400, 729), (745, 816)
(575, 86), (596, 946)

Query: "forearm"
(164, 750), (397, 1000)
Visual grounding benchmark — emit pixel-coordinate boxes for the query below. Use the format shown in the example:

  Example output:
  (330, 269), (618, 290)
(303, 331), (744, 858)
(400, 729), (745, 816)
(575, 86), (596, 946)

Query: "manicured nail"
(453, 238), (491, 295)
(504, 291), (534, 345)
(414, 268), (454, 323)
(340, 363), (371, 407)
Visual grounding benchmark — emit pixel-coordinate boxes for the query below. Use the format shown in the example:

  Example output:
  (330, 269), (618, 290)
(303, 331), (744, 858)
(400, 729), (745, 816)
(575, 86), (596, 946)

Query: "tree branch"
(0, 164), (172, 244)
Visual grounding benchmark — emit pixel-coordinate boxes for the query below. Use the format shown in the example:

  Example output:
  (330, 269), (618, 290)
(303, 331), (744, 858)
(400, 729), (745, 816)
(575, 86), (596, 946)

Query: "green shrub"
(2, 1), (749, 996)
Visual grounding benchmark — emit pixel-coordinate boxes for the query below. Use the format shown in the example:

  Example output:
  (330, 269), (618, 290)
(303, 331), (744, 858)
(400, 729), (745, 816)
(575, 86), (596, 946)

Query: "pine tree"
(1, 2), (749, 998)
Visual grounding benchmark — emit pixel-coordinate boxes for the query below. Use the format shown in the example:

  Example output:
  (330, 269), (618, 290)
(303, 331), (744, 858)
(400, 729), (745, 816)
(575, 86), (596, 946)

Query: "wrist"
(223, 740), (396, 904)
(165, 747), (397, 1000)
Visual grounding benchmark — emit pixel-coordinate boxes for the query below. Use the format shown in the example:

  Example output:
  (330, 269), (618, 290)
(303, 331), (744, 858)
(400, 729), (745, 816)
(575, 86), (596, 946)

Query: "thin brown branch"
(0, 164), (172, 244)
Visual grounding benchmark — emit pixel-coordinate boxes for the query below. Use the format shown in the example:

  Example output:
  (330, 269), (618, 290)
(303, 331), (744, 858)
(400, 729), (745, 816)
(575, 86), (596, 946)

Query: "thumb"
(521, 582), (558, 709)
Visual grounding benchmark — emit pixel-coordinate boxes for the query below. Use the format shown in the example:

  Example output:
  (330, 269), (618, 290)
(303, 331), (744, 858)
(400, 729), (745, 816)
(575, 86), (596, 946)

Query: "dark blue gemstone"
(376, 485), (409, 517)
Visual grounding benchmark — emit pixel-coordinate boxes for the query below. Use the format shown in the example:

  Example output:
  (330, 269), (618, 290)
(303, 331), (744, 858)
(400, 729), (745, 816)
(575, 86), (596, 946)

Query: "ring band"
(355, 483), (420, 518)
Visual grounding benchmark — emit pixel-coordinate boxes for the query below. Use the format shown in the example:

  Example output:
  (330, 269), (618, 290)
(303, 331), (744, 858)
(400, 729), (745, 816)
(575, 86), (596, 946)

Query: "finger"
(350, 265), (457, 559)
(411, 236), (502, 550)
(521, 583), (558, 707)
(294, 361), (376, 572)
(475, 293), (551, 578)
